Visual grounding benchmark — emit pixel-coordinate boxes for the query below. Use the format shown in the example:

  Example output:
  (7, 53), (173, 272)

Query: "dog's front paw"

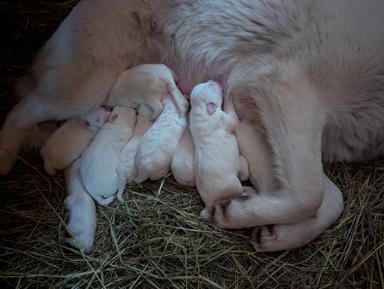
(213, 188), (255, 229)
(250, 225), (279, 252)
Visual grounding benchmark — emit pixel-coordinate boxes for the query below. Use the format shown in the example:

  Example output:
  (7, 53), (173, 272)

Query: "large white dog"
(1, 0), (383, 252)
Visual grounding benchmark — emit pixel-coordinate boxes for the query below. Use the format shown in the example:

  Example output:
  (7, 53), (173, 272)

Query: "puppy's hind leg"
(116, 167), (127, 202)
(251, 176), (344, 252)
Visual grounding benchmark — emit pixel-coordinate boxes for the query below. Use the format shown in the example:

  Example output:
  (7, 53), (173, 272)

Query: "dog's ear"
(206, 102), (217, 115)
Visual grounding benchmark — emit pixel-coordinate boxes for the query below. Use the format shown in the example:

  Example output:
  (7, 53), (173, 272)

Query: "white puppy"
(64, 159), (96, 253)
(117, 105), (153, 201)
(40, 106), (111, 175)
(189, 81), (243, 218)
(171, 128), (195, 186)
(135, 96), (188, 183)
(107, 64), (187, 119)
(80, 106), (136, 205)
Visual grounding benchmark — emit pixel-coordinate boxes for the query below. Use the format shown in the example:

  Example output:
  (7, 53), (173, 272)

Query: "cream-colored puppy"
(189, 81), (243, 218)
(64, 159), (96, 253)
(117, 105), (153, 201)
(40, 106), (111, 175)
(135, 96), (188, 183)
(80, 106), (136, 205)
(171, 128), (195, 187)
(107, 64), (187, 120)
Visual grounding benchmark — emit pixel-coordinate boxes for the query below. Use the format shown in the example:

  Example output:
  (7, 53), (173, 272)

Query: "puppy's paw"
(0, 148), (15, 175)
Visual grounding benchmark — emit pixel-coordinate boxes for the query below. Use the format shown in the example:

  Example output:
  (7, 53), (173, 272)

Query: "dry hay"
(0, 1), (383, 288)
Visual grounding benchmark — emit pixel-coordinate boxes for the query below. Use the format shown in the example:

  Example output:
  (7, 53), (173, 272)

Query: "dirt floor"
(0, 1), (383, 288)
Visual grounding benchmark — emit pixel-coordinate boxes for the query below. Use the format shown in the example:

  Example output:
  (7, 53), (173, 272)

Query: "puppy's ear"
(206, 102), (217, 115)
(109, 114), (118, 122)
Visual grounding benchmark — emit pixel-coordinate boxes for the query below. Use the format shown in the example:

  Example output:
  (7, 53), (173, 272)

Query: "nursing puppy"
(64, 159), (96, 253)
(107, 64), (187, 119)
(189, 81), (243, 218)
(135, 96), (188, 183)
(1, 0), (384, 251)
(40, 106), (111, 175)
(117, 105), (153, 201)
(171, 128), (195, 187)
(80, 106), (136, 205)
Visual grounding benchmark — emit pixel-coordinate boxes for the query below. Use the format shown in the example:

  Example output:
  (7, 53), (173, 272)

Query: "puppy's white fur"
(135, 97), (188, 183)
(64, 159), (96, 253)
(40, 107), (111, 175)
(107, 64), (187, 119)
(189, 81), (243, 218)
(171, 128), (195, 187)
(80, 106), (136, 205)
(117, 105), (153, 201)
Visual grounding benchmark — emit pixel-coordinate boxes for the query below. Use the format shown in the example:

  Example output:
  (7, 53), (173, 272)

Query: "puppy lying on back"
(135, 96), (189, 183)
(171, 128), (195, 186)
(107, 64), (187, 119)
(40, 106), (111, 175)
(80, 106), (136, 205)
(189, 81), (246, 218)
(117, 105), (153, 201)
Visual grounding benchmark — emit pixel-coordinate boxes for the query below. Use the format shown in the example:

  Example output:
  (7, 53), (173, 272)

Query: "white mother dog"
(1, 0), (383, 252)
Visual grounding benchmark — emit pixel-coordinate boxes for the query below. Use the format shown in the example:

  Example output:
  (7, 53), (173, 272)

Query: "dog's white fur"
(171, 128), (195, 187)
(40, 106), (111, 175)
(135, 96), (188, 183)
(80, 106), (136, 206)
(190, 81), (243, 218)
(117, 105), (153, 201)
(64, 159), (96, 253)
(107, 64), (187, 120)
(1, 0), (384, 251)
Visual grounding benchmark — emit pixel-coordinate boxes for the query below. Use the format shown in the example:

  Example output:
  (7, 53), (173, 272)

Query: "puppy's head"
(84, 106), (112, 129)
(190, 81), (223, 116)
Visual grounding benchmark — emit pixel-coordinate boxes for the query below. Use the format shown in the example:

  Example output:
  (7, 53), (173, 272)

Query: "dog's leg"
(250, 176), (344, 252)
(214, 67), (330, 228)
(0, 98), (50, 175)
(236, 121), (276, 191)
(0, 66), (118, 175)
